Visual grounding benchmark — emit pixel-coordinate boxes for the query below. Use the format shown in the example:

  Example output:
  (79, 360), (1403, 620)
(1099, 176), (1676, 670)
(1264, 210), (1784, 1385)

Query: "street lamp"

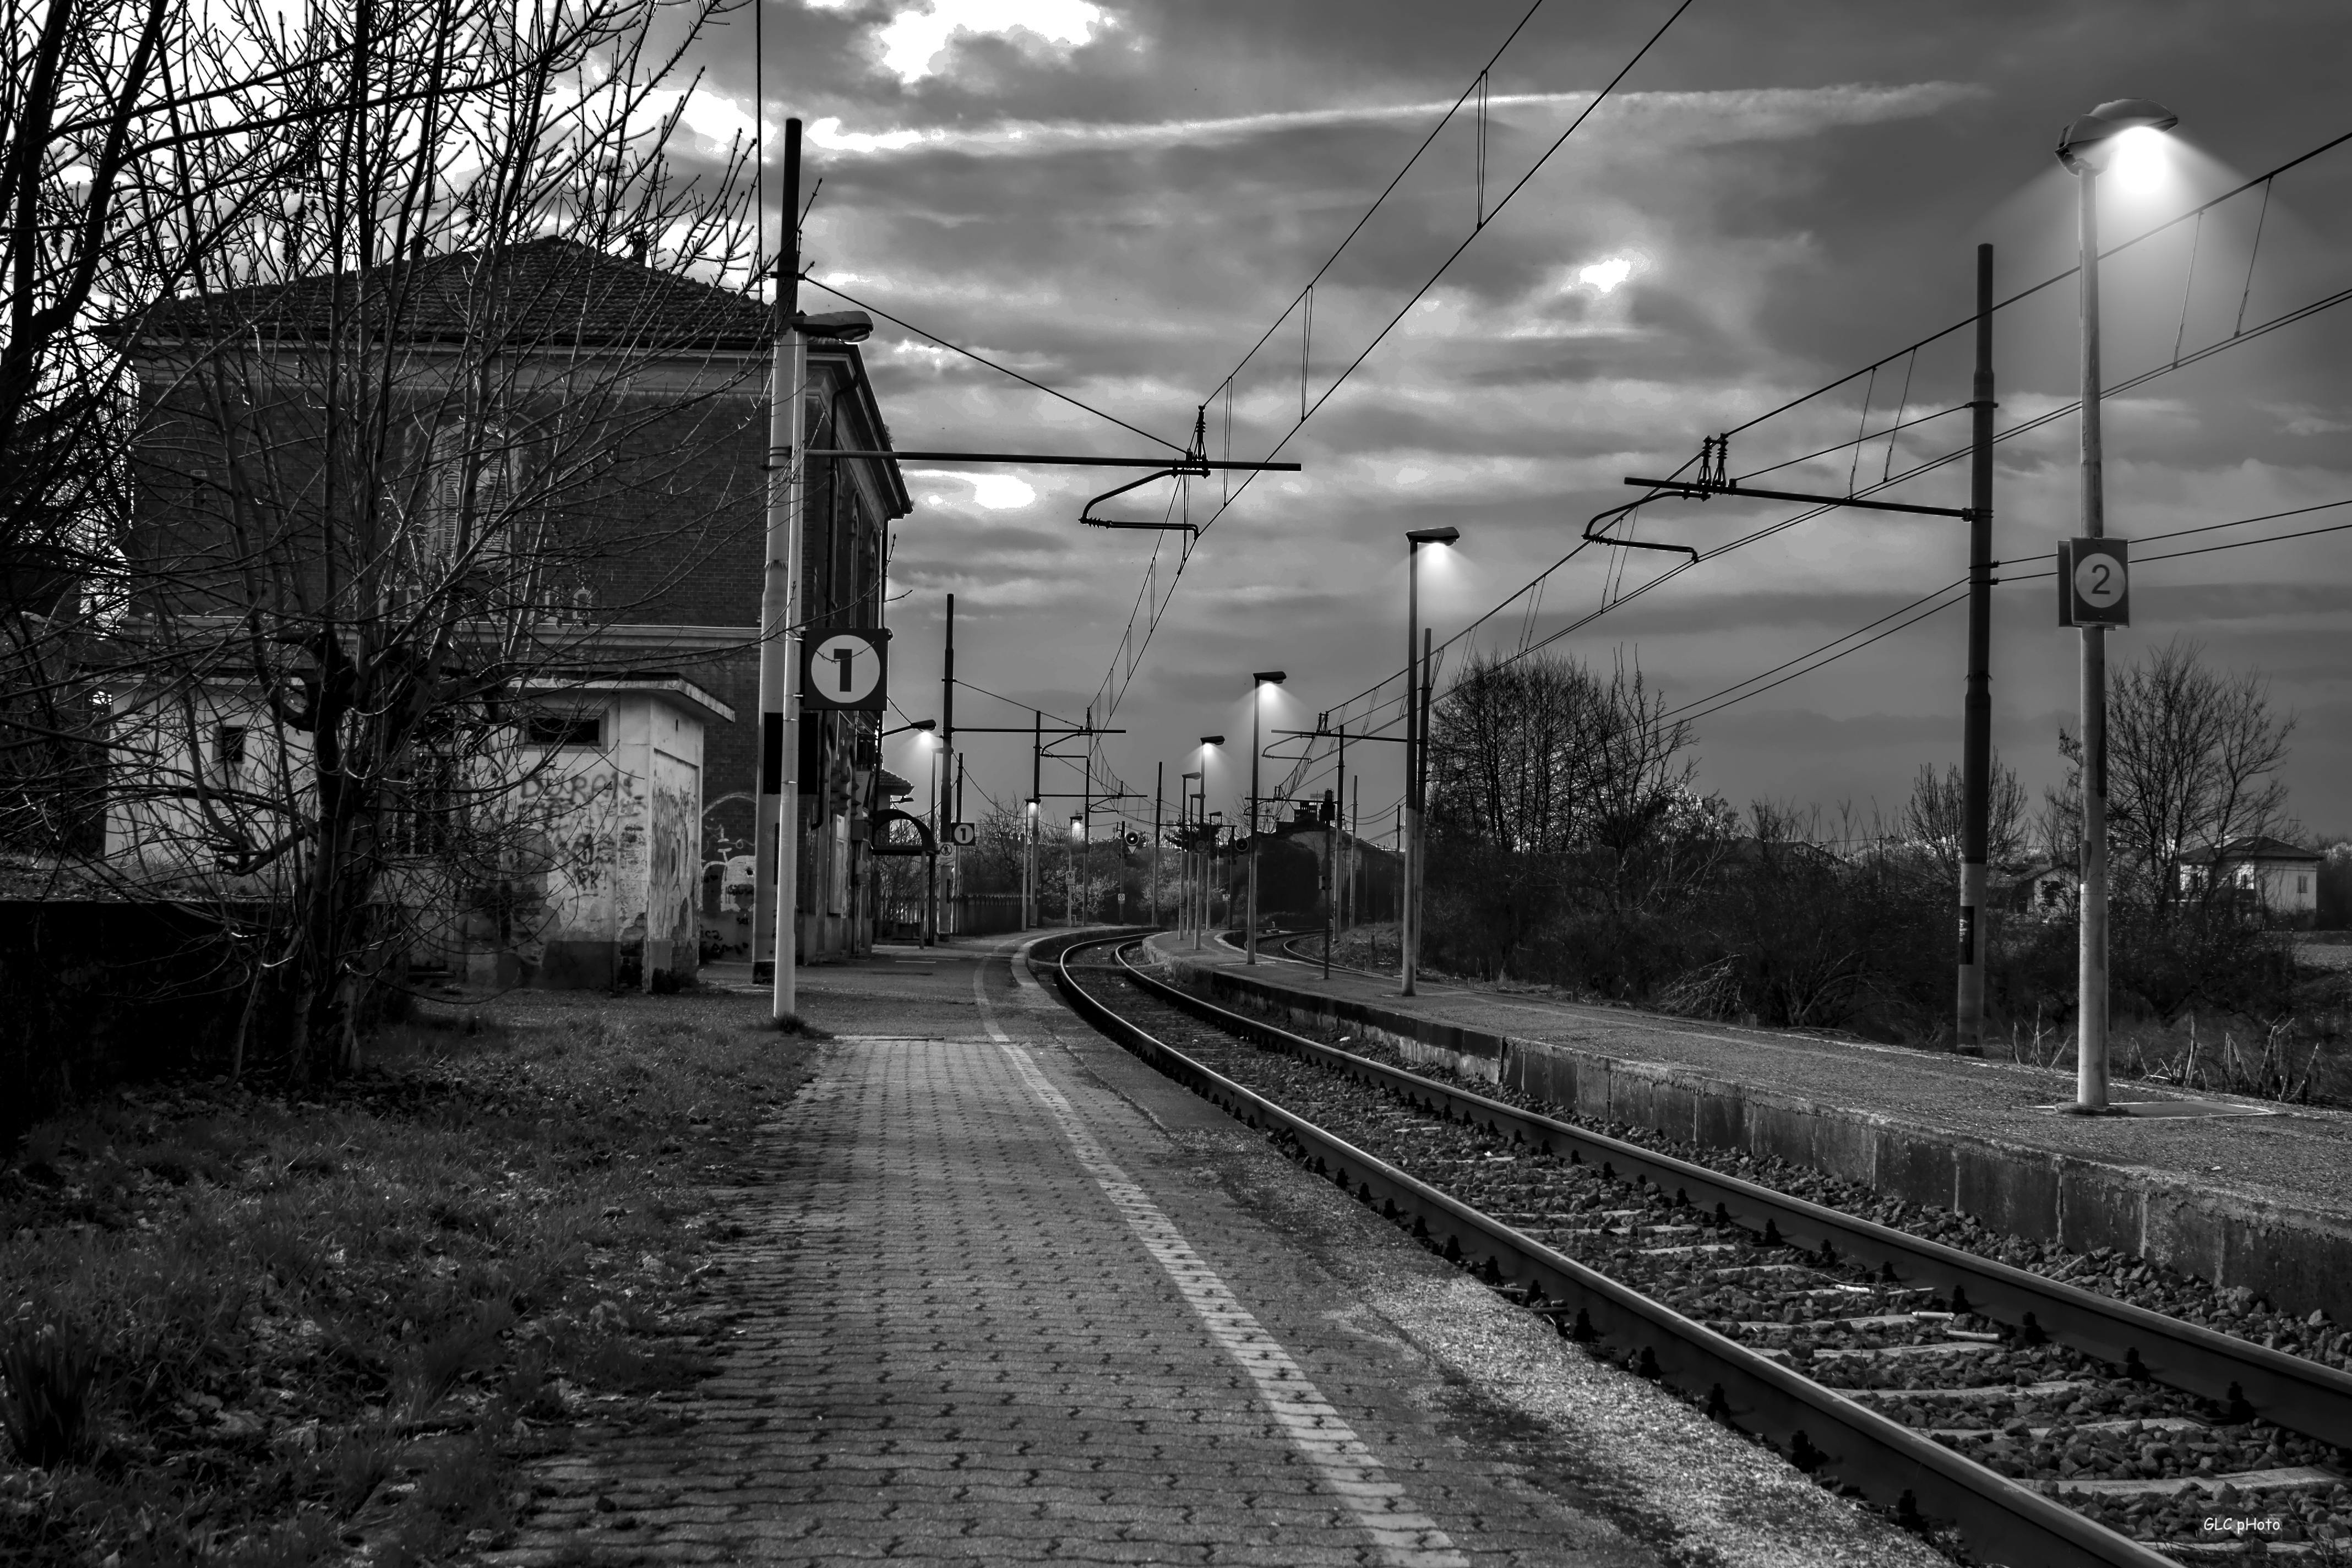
(1246, 674), (1286, 963)
(1402, 526), (1460, 996)
(1068, 813), (1084, 928)
(1196, 736), (1222, 949)
(1024, 796), (1038, 930)
(2057, 99), (2176, 1113)
(1208, 809), (1226, 937)
(911, 727), (943, 948)
(1180, 768), (1203, 943)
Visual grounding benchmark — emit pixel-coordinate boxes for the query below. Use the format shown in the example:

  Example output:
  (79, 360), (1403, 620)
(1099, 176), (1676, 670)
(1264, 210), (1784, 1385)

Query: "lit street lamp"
(1023, 796), (1038, 930)
(1208, 809), (1225, 938)
(1193, 735), (1221, 948)
(1402, 526), (1459, 996)
(2057, 98), (2177, 1113)
(1246, 676), (1284, 963)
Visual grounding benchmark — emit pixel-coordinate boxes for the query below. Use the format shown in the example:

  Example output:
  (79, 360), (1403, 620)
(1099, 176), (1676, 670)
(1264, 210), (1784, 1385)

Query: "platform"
(493, 934), (1936, 1567)
(1148, 933), (2352, 1320)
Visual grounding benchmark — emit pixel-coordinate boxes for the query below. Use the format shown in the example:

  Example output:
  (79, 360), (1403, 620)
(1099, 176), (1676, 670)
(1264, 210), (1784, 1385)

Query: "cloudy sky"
(696, 0), (2352, 846)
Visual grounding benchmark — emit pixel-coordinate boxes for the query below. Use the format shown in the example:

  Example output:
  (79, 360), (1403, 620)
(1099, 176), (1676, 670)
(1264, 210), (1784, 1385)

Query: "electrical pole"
(1402, 569), (1418, 995)
(2076, 165), (2111, 1112)
(1958, 243), (1997, 1055)
(1152, 761), (1163, 928)
(1336, 729), (1348, 936)
(926, 593), (951, 946)
(1323, 788), (1335, 979)
(1412, 627), (1433, 987)
(954, 753), (965, 939)
(1081, 708), (1092, 926)
(752, 118), (805, 1020)
(1027, 710), (1041, 929)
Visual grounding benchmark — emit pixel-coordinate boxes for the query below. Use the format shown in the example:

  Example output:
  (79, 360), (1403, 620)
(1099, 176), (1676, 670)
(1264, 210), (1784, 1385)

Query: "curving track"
(1046, 933), (2352, 1566)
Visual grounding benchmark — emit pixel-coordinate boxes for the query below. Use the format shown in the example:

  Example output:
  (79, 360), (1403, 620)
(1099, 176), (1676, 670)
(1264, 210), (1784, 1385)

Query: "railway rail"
(1043, 932), (2352, 1566)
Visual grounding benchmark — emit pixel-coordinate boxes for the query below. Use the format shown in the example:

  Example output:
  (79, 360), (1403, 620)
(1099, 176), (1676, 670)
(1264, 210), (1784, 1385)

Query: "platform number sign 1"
(802, 628), (887, 712)
(2056, 538), (2130, 629)
(950, 821), (976, 847)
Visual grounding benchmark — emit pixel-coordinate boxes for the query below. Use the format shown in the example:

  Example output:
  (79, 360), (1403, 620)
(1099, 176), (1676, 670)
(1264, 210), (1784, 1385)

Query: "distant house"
(1995, 856), (2076, 919)
(2180, 835), (2322, 920)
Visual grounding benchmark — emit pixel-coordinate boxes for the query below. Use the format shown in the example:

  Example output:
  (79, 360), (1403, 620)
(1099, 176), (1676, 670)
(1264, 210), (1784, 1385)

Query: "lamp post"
(1024, 797), (1038, 930)
(2057, 97), (2176, 1113)
(1194, 737), (1220, 949)
(1246, 674), (1285, 963)
(1208, 810), (1224, 937)
(1402, 526), (1459, 996)
(1181, 767), (1203, 941)
(1068, 814), (1082, 927)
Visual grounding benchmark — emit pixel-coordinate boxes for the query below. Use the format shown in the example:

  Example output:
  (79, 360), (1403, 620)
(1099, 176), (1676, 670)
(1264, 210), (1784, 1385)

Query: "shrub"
(0, 1320), (99, 1467)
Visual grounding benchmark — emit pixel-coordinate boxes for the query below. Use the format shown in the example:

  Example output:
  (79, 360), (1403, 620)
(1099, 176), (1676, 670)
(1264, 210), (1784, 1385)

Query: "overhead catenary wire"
(1718, 126), (2352, 445)
(797, 274), (1185, 454)
(1275, 126), (2352, 805)
(1656, 494), (2352, 729)
(1084, 0), (1701, 728)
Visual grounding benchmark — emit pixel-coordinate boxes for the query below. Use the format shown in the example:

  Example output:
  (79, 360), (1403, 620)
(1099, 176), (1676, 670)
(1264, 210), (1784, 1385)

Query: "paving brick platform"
(1152, 934), (2352, 1319)
(491, 937), (1934, 1568)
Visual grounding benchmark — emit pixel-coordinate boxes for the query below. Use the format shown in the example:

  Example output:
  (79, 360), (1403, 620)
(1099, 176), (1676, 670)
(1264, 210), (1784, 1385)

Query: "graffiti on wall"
(650, 752), (699, 972)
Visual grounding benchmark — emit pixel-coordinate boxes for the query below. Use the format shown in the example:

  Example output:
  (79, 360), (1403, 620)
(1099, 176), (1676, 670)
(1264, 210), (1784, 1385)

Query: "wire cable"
(1085, 0), (1699, 725)
(798, 275), (1185, 454)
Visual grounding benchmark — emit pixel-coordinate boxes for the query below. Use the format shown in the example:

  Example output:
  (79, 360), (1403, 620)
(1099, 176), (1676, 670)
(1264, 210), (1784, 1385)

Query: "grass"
(0, 984), (816, 1567)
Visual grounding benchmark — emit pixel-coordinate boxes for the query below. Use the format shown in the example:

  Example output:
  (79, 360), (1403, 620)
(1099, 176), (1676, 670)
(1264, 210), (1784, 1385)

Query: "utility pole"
(1081, 708), (1092, 925)
(751, 118), (806, 1019)
(954, 753), (965, 939)
(926, 592), (952, 947)
(1412, 627), (1433, 984)
(1152, 761), (1163, 928)
(1336, 729), (1348, 935)
(1958, 243), (1997, 1055)
(1322, 788), (1335, 979)
(1027, 710), (1041, 929)
(2076, 163), (2112, 1111)
(1348, 774), (1359, 934)
(2055, 98), (2174, 1108)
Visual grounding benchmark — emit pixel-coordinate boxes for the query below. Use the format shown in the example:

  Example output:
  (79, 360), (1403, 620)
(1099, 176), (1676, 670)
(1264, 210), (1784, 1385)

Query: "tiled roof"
(2179, 834), (2319, 864)
(119, 237), (799, 352)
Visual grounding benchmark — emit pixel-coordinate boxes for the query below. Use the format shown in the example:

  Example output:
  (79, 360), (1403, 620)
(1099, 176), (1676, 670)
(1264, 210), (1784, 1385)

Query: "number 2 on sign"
(2075, 554), (2125, 609)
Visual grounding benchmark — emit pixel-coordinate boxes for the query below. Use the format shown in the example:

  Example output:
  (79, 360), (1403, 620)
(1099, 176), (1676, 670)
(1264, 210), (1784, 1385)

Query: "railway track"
(1044, 933), (2352, 1566)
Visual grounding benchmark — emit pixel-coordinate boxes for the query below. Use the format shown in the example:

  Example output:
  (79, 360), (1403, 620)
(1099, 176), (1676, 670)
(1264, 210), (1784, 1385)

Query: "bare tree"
(2108, 639), (2295, 912)
(1903, 752), (2029, 879)
(50, 0), (769, 1076)
(1428, 649), (1696, 855)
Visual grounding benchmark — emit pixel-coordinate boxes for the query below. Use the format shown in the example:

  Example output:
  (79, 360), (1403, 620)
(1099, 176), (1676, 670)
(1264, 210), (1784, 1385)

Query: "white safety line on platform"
(973, 947), (1468, 1568)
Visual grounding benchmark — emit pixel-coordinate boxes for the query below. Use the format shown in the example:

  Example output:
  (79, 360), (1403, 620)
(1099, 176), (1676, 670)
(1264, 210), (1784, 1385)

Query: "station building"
(102, 238), (910, 986)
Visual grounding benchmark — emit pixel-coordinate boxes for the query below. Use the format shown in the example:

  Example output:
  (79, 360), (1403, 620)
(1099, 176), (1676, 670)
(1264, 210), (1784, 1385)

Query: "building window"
(523, 707), (603, 748)
(213, 724), (247, 783)
(410, 421), (524, 585)
(2300, 874), (2311, 895)
(383, 748), (461, 856)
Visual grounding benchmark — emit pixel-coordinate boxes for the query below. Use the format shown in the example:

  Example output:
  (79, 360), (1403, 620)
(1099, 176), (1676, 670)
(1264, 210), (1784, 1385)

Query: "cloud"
(819, 0), (1113, 86)
(802, 81), (1985, 161)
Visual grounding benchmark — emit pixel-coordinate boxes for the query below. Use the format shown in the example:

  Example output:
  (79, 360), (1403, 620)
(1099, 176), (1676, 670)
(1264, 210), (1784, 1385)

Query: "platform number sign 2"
(2056, 538), (2130, 629)
(802, 628), (888, 712)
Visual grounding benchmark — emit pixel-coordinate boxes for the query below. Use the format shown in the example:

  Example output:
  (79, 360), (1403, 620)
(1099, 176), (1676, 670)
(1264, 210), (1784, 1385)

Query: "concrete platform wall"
(1169, 957), (2352, 1320)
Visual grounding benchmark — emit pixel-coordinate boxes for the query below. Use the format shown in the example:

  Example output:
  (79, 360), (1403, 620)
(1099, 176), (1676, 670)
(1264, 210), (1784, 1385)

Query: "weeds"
(0, 987), (818, 1565)
(0, 1321), (97, 1467)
